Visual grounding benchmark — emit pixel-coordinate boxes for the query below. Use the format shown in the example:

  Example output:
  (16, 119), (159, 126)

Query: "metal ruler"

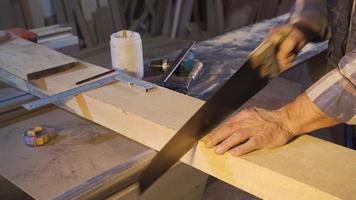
(22, 71), (155, 110)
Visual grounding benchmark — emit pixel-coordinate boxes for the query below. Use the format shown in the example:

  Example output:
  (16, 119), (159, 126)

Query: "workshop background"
(0, 0), (295, 63)
(0, 0), (351, 200)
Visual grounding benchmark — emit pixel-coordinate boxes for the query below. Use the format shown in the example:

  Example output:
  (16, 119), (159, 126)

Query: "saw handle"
(249, 26), (293, 78)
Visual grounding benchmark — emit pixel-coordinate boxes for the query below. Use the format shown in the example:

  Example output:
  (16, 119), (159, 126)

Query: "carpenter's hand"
(202, 108), (296, 156)
(268, 25), (307, 70)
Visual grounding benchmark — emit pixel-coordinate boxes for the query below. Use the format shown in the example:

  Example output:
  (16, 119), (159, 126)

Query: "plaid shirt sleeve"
(306, 51), (356, 125)
(289, 0), (329, 41)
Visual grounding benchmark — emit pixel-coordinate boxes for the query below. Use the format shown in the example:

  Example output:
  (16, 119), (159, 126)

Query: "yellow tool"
(23, 126), (56, 147)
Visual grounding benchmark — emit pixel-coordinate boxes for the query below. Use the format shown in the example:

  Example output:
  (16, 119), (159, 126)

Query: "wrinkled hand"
(268, 25), (307, 70)
(203, 108), (296, 156)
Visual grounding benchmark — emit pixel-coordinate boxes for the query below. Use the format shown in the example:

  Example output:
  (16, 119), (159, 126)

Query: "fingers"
(203, 122), (235, 148)
(229, 137), (262, 157)
(268, 25), (307, 71)
(277, 37), (298, 70)
(267, 27), (281, 37)
(278, 54), (296, 70)
(215, 131), (250, 155)
(203, 110), (249, 148)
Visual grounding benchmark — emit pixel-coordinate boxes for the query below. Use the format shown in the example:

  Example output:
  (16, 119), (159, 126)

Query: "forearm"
(276, 93), (340, 135)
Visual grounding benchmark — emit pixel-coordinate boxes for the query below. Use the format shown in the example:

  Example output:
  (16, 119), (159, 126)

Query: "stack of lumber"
(0, 0), (296, 49)
(30, 24), (79, 52)
(55, 0), (296, 47)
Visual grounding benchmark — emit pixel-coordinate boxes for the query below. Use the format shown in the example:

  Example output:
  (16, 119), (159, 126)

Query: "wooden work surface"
(1, 15), (355, 200)
(0, 76), (303, 200)
(0, 107), (148, 200)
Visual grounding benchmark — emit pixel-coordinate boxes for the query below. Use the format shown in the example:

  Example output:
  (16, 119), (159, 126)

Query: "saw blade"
(139, 60), (267, 191)
(139, 26), (292, 193)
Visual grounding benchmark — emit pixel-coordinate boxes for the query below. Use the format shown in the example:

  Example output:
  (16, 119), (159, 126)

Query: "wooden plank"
(161, 0), (173, 36)
(80, 0), (97, 21)
(206, 0), (225, 35)
(80, 0), (98, 44)
(128, 0), (138, 25)
(25, 0), (45, 28)
(206, 0), (217, 35)
(44, 16), (56, 26)
(30, 24), (72, 38)
(0, 107), (149, 200)
(108, 163), (207, 200)
(215, 0), (224, 34)
(0, 0), (26, 29)
(92, 11), (106, 44)
(129, 9), (149, 31)
(79, 0), (98, 44)
(55, 161), (207, 200)
(73, 0), (95, 47)
(87, 20), (98, 45)
(1, 37), (356, 200)
(0, 85), (208, 200)
(108, 0), (127, 31)
(63, 0), (75, 23)
(16, 0), (32, 28)
(97, 7), (115, 42)
(52, 0), (67, 23)
(176, 0), (194, 38)
(0, 38), (76, 81)
(170, 0), (183, 38)
(63, 0), (78, 35)
(150, 0), (169, 35)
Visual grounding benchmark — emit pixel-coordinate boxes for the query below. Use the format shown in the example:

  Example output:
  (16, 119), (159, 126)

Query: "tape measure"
(23, 126), (56, 147)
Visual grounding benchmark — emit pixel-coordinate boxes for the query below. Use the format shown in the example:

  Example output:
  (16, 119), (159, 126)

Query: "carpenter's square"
(22, 71), (155, 110)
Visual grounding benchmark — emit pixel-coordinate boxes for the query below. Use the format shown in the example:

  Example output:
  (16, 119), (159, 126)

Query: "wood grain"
(1, 37), (355, 199)
(0, 37), (76, 81)
(0, 108), (148, 200)
(73, 1), (95, 48)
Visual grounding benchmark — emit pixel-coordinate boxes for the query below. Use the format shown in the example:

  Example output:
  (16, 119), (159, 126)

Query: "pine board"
(0, 37), (355, 200)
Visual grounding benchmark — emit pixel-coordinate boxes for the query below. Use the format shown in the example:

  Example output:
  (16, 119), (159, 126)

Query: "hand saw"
(139, 26), (292, 193)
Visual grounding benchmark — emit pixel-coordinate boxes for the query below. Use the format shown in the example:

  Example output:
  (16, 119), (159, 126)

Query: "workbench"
(0, 77), (303, 200)
(1, 14), (355, 200)
(0, 83), (209, 200)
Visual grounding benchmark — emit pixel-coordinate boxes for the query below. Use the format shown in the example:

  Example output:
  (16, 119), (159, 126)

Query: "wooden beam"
(52, 0), (67, 24)
(0, 85), (208, 200)
(108, 0), (127, 31)
(161, 0), (173, 36)
(176, 0), (194, 38)
(17, 0), (34, 28)
(96, 6), (115, 42)
(80, 0), (98, 21)
(73, 0), (95, 47)
(150, 0), (169, 35)
(24, 0), (45, 28)
(1, 37), (355, 200)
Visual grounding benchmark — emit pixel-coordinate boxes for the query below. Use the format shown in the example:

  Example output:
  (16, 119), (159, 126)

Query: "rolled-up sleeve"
(289, 0), (329, 42)
(306, 52), (356, 124)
